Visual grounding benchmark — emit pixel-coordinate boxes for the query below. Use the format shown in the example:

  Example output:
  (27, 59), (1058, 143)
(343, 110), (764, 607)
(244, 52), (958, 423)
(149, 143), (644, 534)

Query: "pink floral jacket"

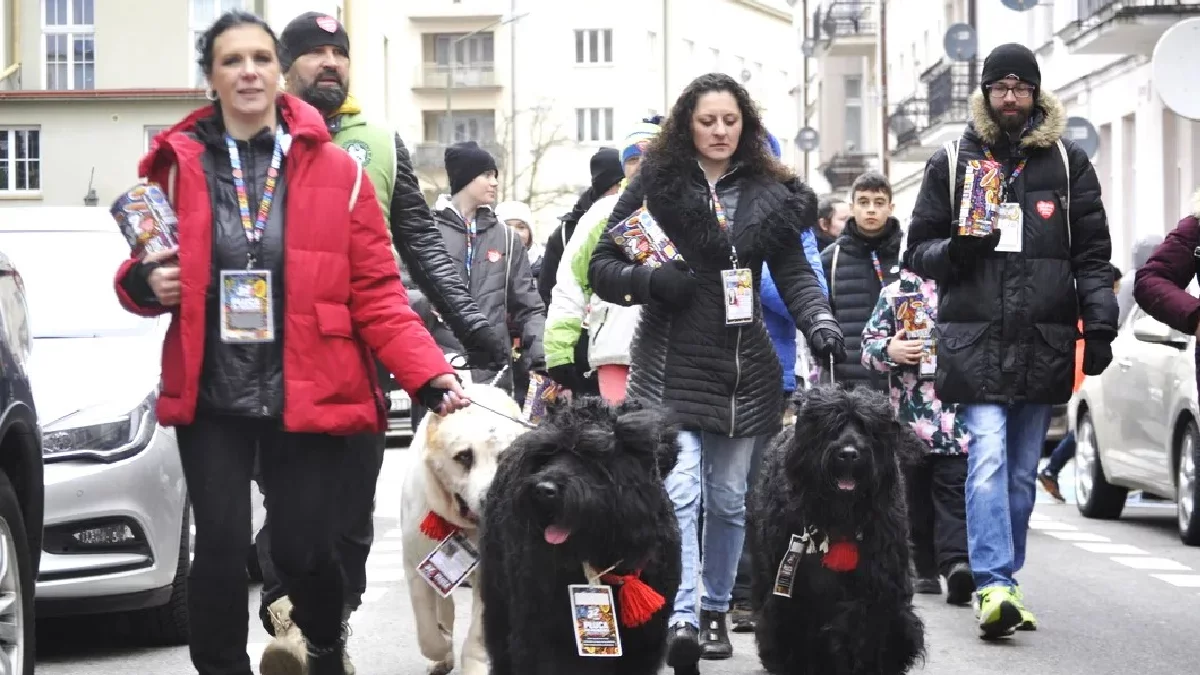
(861, 270), (969, 455)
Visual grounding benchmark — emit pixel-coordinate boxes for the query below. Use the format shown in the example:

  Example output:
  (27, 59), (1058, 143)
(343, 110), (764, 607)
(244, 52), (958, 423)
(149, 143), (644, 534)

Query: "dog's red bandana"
(582, 562), (665, 628)
(420, 511), (459, 541)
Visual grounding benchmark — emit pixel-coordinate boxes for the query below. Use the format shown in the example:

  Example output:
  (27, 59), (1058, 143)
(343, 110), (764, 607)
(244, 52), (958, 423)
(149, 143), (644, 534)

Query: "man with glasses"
(904, 43), (1117, 639)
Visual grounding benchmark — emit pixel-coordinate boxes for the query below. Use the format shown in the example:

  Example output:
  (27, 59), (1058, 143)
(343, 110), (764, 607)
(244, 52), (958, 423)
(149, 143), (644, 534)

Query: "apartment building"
(797, 0), (884, 197)
(391, 0), (801, 236)
(0, 0), (398, 208)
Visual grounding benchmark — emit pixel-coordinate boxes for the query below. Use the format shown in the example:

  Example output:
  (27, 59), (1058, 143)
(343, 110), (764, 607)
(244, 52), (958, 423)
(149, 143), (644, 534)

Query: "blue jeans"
(962, 403), (1054, 591)
(668, 430), (758, 627)
(1044, 430), (1076, 477)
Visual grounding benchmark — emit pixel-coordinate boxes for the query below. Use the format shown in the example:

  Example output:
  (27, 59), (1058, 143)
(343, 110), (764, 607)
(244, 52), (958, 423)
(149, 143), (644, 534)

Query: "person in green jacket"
(255, 13), (508, 675)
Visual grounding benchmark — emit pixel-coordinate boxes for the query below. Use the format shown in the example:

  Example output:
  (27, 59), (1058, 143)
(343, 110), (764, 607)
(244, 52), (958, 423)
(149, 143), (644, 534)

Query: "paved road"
(35, 453), (1200, 675)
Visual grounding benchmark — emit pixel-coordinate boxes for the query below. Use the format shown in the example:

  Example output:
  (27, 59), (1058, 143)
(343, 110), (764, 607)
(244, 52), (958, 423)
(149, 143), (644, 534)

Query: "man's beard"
(989, 104), (1031, 133)
(299, 75), (348, 116)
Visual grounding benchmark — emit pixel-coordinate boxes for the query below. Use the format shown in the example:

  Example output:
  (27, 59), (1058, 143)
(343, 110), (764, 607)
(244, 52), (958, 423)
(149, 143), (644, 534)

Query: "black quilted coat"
(820, 218), (902, 390)
(588, 155), (835, 438)
(904, 89), (1118, 405)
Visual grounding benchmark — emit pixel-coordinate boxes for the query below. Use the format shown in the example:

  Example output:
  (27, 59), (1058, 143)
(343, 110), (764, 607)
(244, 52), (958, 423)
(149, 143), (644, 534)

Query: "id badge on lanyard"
(984, 146), (1025, 254)
(710, 186), (753, 326)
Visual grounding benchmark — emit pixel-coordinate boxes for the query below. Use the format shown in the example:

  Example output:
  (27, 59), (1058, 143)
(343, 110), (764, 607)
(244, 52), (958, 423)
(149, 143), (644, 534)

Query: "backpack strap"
(830, 244), (841, 306)
(1056, 139), (1071, 249)
(943, 139), (959, 207)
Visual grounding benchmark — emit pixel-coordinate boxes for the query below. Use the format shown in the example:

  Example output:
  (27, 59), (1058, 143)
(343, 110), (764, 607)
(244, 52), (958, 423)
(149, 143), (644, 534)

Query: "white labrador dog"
(400, 383), (527, 675)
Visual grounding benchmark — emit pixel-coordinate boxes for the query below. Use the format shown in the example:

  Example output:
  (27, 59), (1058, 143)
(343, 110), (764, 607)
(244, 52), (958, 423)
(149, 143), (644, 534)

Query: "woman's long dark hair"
(648, 72), (791, 182)
(196, 10), (282, 79)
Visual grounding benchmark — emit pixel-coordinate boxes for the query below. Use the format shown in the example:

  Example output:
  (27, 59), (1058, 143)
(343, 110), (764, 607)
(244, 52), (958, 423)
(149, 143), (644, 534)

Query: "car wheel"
(1075, 412), (1128, 520)
(128, 501), (190, 645)
(1177, 420), (1200, 546)
(0, 472), (35, 675)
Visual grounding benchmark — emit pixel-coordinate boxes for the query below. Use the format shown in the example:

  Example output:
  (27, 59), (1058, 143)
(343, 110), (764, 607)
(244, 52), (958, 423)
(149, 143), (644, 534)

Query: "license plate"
(389, 392), (410, 412)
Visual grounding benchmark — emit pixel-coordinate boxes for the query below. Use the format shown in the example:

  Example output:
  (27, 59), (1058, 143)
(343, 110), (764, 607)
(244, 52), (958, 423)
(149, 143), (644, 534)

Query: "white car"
(1, 208), (191, 642)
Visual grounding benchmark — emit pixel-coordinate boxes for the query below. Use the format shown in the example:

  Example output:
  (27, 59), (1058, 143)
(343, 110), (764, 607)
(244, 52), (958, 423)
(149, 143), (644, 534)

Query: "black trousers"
(178, 415), (346, 675)
(906, 453), (969, 577)
(258, 429), (387, 632)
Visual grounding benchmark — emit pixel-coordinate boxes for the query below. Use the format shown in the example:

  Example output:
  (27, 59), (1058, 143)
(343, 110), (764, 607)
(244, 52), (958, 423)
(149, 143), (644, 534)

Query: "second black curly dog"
(750, 385), (926, 675)
(479, 397), (681, 675)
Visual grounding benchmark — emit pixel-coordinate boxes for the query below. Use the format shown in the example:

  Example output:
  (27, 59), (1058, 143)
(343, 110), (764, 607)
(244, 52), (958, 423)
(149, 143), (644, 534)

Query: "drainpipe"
(880, 0), (889, 176)
(802, 0), (810, 181)
(662, 0), (669, 113)
(1, 0), (21, 88)
(967, 0), (977, 88)
(510, 0), (517, 199)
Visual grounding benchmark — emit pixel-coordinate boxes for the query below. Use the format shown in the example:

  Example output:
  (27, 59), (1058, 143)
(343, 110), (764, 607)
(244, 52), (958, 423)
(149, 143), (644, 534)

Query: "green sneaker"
(973, 586), (1022, 639)
(1013, 586), (1037, 631)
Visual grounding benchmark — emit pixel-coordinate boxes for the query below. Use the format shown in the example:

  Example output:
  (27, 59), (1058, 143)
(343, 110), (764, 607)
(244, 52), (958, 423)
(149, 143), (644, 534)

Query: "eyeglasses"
(987, 84), (1035, 100)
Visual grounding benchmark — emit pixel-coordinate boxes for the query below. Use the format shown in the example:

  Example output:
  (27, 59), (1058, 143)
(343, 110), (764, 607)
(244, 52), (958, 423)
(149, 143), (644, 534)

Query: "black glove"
(415, 375), (462, 412)
(948, 228), (1002, 264)
(1082, 338), (1113, 376)
(464, 324), (511, 371)
(649, 259), (696, 306)
(547, 364), (577, 390)
(810, 323), (847, 364)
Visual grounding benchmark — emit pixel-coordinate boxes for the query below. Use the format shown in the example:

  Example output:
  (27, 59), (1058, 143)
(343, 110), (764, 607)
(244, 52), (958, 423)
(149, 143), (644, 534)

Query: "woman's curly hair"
(647, 72), (792, 182)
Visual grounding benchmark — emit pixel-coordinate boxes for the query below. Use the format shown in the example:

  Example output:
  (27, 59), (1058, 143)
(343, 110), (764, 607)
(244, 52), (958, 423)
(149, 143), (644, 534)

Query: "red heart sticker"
(1035, 200), (1055, 219)
(487, 249), (501, 263)
(316, 15), (338, 32)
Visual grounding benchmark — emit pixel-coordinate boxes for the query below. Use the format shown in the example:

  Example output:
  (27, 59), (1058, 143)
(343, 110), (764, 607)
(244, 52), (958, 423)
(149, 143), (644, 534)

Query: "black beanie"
(980, 43), (1041, 89)
(589, 147), (623, 196)
(445, 141), (498, 195)
(280, 12), (350, 71)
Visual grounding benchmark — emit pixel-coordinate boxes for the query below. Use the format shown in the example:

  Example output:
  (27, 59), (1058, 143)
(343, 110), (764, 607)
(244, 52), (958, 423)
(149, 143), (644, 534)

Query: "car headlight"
(42, 392), (158, 463)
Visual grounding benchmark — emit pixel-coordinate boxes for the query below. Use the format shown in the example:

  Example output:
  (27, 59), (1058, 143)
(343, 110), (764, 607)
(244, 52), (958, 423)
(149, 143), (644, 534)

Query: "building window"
(433, 32), (494, 67)
(144, 125), (170, 153)
(0, 128), (42, 193)
(43, 0), (95, 90)
(844, 75), (863, 152)
(575, 107), (614, 143)
(191, 0), (245, 88)
(422, 111), (496, 145)
(574, 29), (613, 64)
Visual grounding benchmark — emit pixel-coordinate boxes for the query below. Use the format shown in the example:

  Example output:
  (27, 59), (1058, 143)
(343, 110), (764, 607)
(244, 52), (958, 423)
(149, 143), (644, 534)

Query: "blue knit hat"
(764, 131), (782, 159)
(621, 115), (664, 164)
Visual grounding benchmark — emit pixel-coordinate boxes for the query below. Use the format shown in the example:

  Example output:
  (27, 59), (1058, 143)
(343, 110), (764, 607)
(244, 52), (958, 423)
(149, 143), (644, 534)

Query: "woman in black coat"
(587, 72), (844, 669)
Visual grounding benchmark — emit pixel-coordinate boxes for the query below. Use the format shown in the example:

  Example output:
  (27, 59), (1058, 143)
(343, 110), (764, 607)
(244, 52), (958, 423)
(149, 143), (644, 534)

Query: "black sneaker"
(699, 609), (733, 660)
(945, 562), (975, 606)
(914, 576), (942, 595)
(730, 601), (755, 633)
(666, 621), (701, 671)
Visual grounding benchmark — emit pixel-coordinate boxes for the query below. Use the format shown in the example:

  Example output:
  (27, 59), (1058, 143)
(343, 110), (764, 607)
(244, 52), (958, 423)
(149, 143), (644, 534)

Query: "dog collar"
(795, 526), (864, 573)
(581, 561), (665, 628)
(420, 511), (460, 541)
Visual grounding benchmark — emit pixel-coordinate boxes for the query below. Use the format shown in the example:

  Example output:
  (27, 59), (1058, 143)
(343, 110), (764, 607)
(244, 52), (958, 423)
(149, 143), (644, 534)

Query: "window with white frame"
(43, 0), (95, 90)
(574, 29), (612, 64)
(844, 75), (863, 152)
(575, 108), (614, 143)
(191, 0), (245, 88)
(144, 126), (170, 153)
(0, 128), (42, 193)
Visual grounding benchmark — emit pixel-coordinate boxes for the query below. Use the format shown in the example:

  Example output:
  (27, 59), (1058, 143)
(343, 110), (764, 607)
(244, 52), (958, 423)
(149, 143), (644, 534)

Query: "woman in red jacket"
(113, 11), (466, 675)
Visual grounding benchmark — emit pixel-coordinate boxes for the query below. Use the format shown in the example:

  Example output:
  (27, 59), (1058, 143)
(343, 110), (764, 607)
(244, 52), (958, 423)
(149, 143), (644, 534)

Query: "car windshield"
(0, 230), (158, 339)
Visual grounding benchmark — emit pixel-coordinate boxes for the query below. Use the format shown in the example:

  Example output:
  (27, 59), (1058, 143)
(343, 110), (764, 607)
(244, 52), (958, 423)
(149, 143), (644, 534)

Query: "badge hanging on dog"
(722, 268), (754, 325)
(994, 202), (1023, 253)
(219, 270), (275, 343)
(416, 531), (479, 598)
(773, 533), (806, 597)
(568, 584), (623, 657)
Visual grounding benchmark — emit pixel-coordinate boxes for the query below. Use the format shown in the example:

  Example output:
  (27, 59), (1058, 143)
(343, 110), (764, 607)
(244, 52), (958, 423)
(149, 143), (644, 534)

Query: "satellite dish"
(1064, 117), (1100, 159)
(785, 0), (798, 6)
(741, 69), (753, 83)
(1153, 18), (1200, 121)
(802, 38), (816, 58)
(888, 112), (916, 137)
(1000, 0), (1038, 10)
(795, 127), (820, 152)
(943, 23), (978, 62)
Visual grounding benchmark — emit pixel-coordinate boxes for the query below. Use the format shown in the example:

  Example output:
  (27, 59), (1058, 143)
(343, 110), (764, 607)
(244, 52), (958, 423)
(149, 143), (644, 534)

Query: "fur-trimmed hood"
(968, 88), (1066, 151)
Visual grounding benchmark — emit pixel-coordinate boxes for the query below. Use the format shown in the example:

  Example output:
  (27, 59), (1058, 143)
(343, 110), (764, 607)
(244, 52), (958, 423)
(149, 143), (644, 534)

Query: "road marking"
(365, 568), (407, 583)
(1110, 556), (1192, 571)
(1073, 542), (1147, 555)
(372, 540), (404, 552)
(366, 552), (406, 568)
(1044, 531), (1111, 542)
(1028, 512), (1049, 521)
(1150, 573), (1200, 588)
(383, 528), (406, 539)
(1028, 520), (1078, 531)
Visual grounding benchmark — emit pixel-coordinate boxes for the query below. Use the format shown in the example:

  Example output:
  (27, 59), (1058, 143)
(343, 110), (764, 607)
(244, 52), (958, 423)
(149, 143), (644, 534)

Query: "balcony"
(407, 0), (505, 22)
(820, 152), (875, 191)
(413, 141), (505, 172)
(812, 1), (878, 59)
(1061, 0), (1200, 55)
(412, 63), (501, 91)
(888, 61), (973, 161)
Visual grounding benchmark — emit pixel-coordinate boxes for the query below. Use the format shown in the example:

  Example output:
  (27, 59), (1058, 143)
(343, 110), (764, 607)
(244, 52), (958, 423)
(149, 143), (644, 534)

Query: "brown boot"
(259, 597), (308, 675)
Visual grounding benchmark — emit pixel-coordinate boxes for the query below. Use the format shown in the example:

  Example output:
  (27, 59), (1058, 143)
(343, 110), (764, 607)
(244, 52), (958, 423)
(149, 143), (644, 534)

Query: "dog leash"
(459, 363), (539, 429)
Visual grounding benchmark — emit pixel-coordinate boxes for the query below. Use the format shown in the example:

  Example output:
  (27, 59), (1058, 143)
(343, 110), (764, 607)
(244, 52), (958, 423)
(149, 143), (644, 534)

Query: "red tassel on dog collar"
(822, 539), (859, 572)
(600, 570), (665, 627)
(420, 511), (459, 541)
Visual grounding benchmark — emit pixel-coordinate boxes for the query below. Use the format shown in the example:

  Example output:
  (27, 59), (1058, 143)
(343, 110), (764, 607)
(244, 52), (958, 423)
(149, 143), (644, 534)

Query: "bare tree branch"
(498, 104), (582, 213)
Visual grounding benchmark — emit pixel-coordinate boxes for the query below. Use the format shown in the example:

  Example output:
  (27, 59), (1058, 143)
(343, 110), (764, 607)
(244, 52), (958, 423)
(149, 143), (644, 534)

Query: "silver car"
(1, 211), (190, 643)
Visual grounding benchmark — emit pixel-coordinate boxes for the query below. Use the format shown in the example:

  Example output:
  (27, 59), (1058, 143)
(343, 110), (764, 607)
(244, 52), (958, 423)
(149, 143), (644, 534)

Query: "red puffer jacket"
(113, 94), (453, 434)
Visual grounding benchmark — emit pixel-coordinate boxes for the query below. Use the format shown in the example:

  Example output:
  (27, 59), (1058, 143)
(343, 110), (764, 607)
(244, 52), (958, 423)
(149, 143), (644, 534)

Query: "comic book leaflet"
(955, 159), (1003, 238)
(892, 293), (936, 378)
(606, 206), (683, 269)
(111, 183), (180, 258)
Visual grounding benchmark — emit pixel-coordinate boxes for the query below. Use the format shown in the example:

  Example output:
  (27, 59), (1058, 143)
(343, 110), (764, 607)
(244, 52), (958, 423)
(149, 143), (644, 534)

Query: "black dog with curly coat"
(478, 398), (681, 675)
(750, 386), (925, 675)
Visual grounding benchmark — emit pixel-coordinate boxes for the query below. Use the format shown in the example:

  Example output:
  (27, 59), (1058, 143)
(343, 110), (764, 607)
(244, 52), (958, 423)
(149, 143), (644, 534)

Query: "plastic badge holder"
(111, 183), (180, 258)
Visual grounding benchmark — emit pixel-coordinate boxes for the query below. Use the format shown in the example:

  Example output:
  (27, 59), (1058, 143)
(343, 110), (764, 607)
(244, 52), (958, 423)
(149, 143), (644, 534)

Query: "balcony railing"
(413, 141), (505, 171)
(819, 1), (877, 41)
(923, 61), (973, 129)
(414, 63), (499, 90)
(1078, 0), (1200, 26)
(889, 96), (928, 151)
(820, 152), (874, 190)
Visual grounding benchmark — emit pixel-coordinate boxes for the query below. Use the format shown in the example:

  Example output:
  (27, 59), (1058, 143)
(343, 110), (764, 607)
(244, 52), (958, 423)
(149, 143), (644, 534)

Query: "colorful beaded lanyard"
(708, 186), (739, 268)
(869, 251), (885, 284)
(463, 217), (477, 279)
(226, 128), (285, 268)
(981, 146), (1027, 200)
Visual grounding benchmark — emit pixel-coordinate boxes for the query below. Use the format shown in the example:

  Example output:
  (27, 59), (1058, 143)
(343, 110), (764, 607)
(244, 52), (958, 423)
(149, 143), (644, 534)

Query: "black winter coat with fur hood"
(904, 89), (1118, 406)
(589, 156), (835, 438)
